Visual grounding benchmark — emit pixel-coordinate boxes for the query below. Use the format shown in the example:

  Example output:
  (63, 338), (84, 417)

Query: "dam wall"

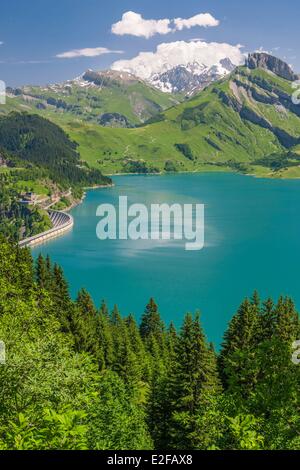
(19, 210), (74, 248)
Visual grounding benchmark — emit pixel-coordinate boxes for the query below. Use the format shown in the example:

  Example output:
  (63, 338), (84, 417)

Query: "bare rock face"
(246, 53), (298, 81)
(149, 59), (236, 95)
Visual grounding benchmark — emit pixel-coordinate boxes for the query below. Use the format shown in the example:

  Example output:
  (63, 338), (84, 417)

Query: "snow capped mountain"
(112, 40), (244, 95)
(148, 58), (237, 95)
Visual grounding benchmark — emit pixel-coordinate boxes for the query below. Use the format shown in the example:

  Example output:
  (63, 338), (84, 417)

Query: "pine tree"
(274, 296), (300, 342)
(71, 289), (104, 366)
(252, 297), (300, 418)
(108, 307), (143, 394)
(96, 302), (114, 370)
(36, 254), (52, 291)
(51, 264), (74, 332)
(256, 297), (276, 342)
(147, 323), (178, 449)
(168, 313), (222, 449)
(140, 298), (165, 351)
(14, 245), (34, 298)
(125, 314), (147, 376)
(219, 298), (260, 396)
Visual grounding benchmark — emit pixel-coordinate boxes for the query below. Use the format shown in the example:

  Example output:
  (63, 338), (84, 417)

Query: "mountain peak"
(245, 52), (298, 81)
(148, 58), (236, 95)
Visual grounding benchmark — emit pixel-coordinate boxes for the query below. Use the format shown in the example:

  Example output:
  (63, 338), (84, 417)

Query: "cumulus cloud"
(111, 11), (219, 38)
(174, 13), (219, 30)
(111, 40), (245, 80)
(112, 11), (172, 39)
(56, 47), (123, 59)
(255, 46), (271, 54)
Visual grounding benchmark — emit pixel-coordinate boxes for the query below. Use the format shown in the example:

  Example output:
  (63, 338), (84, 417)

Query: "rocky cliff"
(246, 53), (298, 81)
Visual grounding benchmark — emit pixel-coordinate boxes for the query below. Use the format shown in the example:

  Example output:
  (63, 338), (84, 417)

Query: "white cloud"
(188, 38), (205, 42)
(56, 47), (123, 59)
(112, 11), (172, 39)
(112, 40), (245, 80)
(174, 13), (219, 30)
(111, 11), (219, 39)
(255, 46), (271, 54)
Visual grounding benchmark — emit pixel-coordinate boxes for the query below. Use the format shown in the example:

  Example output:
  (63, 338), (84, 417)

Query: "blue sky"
(0, 0), (299, 86)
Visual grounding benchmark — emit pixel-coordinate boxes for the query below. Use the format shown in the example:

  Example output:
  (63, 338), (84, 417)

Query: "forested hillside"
(0, 113), (112, 189)
(0, 239), (299, 450)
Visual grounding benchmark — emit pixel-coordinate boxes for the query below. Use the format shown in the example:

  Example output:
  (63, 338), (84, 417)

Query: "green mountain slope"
(0, 113), (112, 188)
(3, 55), (300, 178)
(6, 70), (181, 127)
(47, 63), (300, 177)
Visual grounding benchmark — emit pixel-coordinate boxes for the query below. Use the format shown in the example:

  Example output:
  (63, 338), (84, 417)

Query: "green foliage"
(226, 415), (264, 450)
(167, 313), (222, 450)
(122, 159), (160, 174)
(87, 371), (152, 450)
(255, 151), (300, 171)
(164, 160), (178, 172)
(0, 408), (89, 450)
(0, 239), (299, 450)
(174, 143), (194, 161)
(0, 174), (52, 241)
(0, 113), (111, 188)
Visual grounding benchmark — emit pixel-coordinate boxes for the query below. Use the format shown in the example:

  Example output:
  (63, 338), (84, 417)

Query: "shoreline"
(19, 183), (115, 247)
(106, 169), (300, 181)
(19, 210), (74, 248)
(60, 183), (115, 212)
(21, 170), (300, 249)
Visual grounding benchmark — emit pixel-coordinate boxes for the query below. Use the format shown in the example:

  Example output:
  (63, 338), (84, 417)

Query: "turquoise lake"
(32, 173), (300, 346)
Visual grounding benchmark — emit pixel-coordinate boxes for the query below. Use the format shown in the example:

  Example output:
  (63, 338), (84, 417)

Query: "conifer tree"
(147, 323), (178, 449)
(71, 289), (104, 366)
(51, 264), (74, 332)
(168, 313), (222, 449)
(14, 245), (34, 298)
(36, 254), (52, 291)
(96, 302), (114, 370)
(274, 296), (300, 342)
(256, 297), (276, 342)
(251, 297), (300, 419)
(108, 307), (143, 393)
(140, 298), (166, 352)
(219, 298), (260, 396)
(125, 314), (147, 376)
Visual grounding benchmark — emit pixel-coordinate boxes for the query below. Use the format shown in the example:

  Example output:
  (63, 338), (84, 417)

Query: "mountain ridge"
(6, 69), (180, 128)
(147, 58), (236, 95)
(3, 53), (300, 178)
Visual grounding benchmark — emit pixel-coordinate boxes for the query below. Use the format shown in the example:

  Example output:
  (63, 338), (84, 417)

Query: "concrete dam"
(19, 210), (74, 248)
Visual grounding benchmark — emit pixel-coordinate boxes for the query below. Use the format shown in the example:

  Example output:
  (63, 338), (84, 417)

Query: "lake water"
(32, 173), (300, 346)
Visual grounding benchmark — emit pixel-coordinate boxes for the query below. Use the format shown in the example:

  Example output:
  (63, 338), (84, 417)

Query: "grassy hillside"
(6, 70), (180, 127)
(3, 66), (300, 178)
